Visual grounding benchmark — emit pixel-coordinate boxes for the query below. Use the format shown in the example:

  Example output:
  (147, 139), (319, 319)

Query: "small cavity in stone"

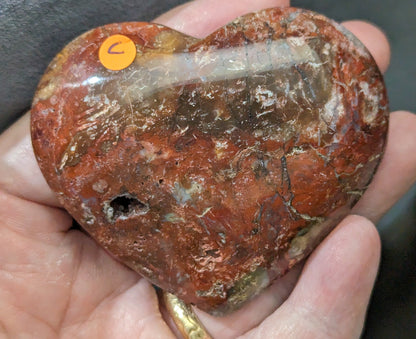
(105, 194), (149, 221)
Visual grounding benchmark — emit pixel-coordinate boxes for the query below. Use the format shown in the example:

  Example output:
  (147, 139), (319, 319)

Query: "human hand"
(0, 0), (415, 338)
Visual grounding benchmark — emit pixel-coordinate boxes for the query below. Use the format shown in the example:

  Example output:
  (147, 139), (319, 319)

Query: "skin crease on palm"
(0, 0), (415, 338)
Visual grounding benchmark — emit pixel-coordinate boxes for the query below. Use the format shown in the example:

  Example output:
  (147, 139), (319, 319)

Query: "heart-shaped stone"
(31, 7), (388, 315)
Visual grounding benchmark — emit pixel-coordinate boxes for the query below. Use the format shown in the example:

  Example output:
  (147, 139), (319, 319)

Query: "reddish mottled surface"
(31, 7), (388, 314)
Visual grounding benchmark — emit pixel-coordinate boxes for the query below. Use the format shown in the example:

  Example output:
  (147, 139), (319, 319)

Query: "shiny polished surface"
(31, 7), (388, 314)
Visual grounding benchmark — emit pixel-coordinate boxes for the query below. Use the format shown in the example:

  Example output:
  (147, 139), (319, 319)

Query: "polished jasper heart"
(31, 7), (388, 315)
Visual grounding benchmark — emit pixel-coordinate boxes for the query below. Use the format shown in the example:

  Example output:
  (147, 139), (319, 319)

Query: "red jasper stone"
(31, 7), (388, 315)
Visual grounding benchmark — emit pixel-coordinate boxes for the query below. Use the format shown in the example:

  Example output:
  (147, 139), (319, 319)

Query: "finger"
(243, 215), (380, 338)
(353, 111), (416, 223)
(0, 113), (58, 207)
(153, 0), (290, 38)
(342, 20), (391, 73)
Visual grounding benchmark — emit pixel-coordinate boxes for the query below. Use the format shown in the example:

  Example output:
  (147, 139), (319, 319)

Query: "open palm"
(1, 1), (415, 338)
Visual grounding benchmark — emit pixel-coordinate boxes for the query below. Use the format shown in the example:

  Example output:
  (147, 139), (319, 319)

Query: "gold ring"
(163, 291), (213, 339)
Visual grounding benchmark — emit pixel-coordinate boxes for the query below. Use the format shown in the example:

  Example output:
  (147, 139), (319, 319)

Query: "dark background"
(0, 0), (415, 337)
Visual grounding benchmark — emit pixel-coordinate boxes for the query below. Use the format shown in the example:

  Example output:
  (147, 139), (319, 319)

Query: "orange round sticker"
(99, 34), (137, 71)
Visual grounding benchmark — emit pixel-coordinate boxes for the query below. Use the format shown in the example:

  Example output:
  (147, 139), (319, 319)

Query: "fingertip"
(298, 214), (381, 291)
(152, 2), (190, 26)
(347, 214), (381, 255)
(286, 215), (380, 335)
(391, 110), (416, 123)
(342, 20), (391, 73)
(245, 215), (381, 338)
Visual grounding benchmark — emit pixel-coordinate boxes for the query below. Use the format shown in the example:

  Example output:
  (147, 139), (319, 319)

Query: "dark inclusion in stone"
(31, 7), (388, 315)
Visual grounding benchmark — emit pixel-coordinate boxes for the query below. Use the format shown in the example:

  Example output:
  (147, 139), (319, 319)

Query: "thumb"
(243, 215), (381, 338)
